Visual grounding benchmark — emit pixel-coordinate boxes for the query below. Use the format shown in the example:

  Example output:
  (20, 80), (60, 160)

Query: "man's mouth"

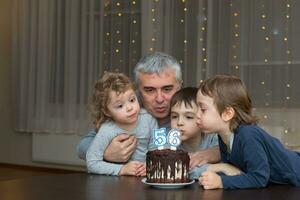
(154, 107), (166, 113)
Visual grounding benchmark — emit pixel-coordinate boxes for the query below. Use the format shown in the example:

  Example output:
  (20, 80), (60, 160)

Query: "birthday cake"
(146, 149), (190, 183)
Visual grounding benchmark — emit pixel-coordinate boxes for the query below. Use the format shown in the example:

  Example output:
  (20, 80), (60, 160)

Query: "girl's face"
(170, 101), (201, 142)
(196, 90), (226, 134)
(106, 88), (140, 129)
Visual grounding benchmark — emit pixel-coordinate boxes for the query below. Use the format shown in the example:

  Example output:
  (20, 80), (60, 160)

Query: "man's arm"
(103, 134), (137, 163)
(189, 146), (221, 169)
(76, 130), (137, 163)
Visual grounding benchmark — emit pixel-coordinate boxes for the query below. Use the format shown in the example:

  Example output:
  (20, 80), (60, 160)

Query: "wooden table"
(0, 173), (299, 200)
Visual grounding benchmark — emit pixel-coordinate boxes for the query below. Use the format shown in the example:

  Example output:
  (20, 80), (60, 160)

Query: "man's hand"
(103, 134), (137, 163)
(189, 146), (220, 169)
(199, 171), (223, 190)
(119, 161), (145, 176)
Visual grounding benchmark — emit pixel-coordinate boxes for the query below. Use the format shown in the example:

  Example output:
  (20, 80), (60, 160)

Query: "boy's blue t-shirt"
(219, 124), (300, 189)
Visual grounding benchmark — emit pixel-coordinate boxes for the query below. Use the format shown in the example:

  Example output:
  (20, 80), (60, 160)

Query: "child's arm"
(86, 125), (124, 175)
(213, 128), (271, 189)
(207, 163), (242, 176)
(199, 171), (223, 189)
(119, 161), (146, 176)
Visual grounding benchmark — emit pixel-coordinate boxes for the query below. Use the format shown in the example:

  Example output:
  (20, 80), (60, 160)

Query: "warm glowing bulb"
(284, 37), (288, 41)
(261, 14), (266, 18)
(116, 2), (120, 6)
(151, 38), (156, 41)
(118, 13), (122, 17)
(261, 26), (266, 30)
(115, 49), (119, 53)
(184, 40), (187, 44)
(184, 8), (187, 11)
(286, 84), (290, 87)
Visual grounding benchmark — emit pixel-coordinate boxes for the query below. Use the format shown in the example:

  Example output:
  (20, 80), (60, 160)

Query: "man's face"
(138, 69), (181, 125)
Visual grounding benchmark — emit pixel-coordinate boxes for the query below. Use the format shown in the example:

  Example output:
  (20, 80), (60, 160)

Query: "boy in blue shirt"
(196, 75), (300, 189)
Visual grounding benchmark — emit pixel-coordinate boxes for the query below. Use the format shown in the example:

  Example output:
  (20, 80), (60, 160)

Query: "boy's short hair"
(199, 75), (258, 132)
(170, 87), (198, 109)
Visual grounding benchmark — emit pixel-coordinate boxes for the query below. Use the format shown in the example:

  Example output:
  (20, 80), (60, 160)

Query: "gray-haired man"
(76, 52), (220, 168)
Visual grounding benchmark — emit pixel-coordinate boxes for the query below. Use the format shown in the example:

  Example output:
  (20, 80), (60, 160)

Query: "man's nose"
(155, 90), (165, 103)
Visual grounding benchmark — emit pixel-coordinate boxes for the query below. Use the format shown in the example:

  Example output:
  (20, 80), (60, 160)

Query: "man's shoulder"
(139, 108), (154, 118)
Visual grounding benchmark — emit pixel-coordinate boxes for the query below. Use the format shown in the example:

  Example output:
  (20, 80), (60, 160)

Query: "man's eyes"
(162, 86), (173, 92)
(144, 88), (154, 93)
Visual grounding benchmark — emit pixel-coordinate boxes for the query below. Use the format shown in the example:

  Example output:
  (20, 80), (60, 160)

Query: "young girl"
(170, 87), (241, 179)
(86, 72), (158, 176)
(196, 75), (300, 189)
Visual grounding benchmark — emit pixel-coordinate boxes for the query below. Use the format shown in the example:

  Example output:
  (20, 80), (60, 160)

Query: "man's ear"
(221, 107), (235, 122)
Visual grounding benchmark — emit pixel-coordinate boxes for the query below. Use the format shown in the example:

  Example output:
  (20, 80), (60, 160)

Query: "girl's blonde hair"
(199, 75), (258, 132)
(90, 72), (135, 129)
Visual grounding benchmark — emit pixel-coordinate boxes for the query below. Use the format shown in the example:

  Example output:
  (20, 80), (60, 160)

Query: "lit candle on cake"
(167, 129), (181, 150)
(153, 128), (167, 150)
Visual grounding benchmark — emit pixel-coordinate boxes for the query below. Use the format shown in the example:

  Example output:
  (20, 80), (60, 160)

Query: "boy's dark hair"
(170, 87), (198, 109)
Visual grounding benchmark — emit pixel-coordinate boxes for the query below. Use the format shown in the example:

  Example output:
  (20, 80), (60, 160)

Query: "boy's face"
(106, 89), (140, 129)
(170, 101), (201, 142)
(196, 90), (224, 134)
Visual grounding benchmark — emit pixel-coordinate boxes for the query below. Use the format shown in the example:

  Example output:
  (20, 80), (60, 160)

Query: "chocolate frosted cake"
(146, 149), (190, 183)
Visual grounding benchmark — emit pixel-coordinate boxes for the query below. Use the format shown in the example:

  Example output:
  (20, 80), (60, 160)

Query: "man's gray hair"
(134, 52), (182, 85)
